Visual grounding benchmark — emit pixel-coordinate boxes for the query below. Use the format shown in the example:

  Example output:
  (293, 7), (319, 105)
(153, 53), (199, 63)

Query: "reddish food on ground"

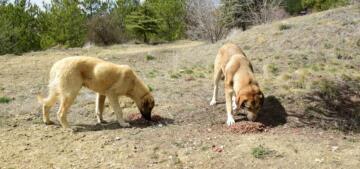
(212, 145), (224, 153)
(127, 113), (162, 122)
(227, 121), (266, 134)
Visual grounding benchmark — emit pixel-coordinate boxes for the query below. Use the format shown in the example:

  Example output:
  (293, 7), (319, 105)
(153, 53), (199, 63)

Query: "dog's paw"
(226, 117), (235, 126)
(97, 119), (108, 124)
(119, 121), (131, 128)
(209, 99), (217, 106)
(44, 120), (55, 125)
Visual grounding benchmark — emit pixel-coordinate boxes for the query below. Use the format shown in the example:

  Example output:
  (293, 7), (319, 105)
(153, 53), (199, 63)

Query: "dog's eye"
(241, 100), (248, 108)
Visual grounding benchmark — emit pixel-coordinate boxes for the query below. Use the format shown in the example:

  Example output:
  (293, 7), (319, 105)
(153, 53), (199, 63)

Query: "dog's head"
(139, 93), (155, 121)
(236, 85), (264, 121)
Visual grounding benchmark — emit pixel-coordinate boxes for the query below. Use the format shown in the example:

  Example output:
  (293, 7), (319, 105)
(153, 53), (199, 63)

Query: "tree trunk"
(143, 32), (149, 44)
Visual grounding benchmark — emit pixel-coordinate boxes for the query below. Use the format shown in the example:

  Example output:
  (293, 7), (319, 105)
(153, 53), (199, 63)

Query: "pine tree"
(125, 2), (159, 43)
(149, 0), (186, 41)
(40, 0), (87, 48)
(0, 0), (42, 54)
(220, 0), (255, 31)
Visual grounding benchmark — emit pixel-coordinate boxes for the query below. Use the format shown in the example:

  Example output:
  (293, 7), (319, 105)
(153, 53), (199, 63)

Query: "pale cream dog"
(210, 43), (264, 126)
(38, 56), (155, 128)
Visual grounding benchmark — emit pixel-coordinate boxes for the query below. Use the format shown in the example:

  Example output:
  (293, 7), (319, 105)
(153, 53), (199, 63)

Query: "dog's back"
(49, 56), (130, 93)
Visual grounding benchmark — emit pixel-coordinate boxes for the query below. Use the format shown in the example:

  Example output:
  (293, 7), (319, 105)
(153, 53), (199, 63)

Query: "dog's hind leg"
(95, 93), (107, 124)
(210, 65), (222, 106)
(107, 94), (130, 128)
(57, 93), (78, 129)
(38, 90), (58, 125)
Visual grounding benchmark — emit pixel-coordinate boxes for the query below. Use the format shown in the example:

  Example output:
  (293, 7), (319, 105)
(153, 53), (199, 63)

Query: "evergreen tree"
(40, 0), (87, 48)
(125, 2), (159, 43)
(220, 0), (260, 31)
(0, 0), (42, 54)
(149, 0), (186, 41)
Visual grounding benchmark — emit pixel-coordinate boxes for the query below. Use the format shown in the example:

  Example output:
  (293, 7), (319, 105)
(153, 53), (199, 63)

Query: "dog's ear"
(236, 95), (247, 108)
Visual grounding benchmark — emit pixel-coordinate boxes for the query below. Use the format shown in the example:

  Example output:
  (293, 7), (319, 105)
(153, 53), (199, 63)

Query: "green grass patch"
(278, 24), (291, 31)
(147, 69), (158, 78)
(145, 54), (156, 61)
(147, 84), (154, 92)
(251, 145), (273, 159)
(0, 96), (11, 104)
(267, 64), (279, 75)
(170, 72), (181, 79)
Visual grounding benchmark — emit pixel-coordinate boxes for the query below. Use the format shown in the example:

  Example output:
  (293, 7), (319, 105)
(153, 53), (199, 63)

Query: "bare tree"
(246, 0), (287, 25)
(185, 0), (227, 43)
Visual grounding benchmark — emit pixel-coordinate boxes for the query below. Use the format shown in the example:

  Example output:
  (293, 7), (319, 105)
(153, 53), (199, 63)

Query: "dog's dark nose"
(141, 111), (152, 121)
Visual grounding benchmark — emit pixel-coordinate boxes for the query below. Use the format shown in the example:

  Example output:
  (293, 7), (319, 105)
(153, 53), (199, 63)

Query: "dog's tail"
(37, 93), (56, 106)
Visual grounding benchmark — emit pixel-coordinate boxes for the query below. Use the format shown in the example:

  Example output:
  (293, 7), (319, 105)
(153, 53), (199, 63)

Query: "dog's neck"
(127, 77), (150, 107)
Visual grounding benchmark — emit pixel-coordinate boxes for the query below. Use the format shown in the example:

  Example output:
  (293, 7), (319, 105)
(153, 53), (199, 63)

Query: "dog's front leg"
(95, 93), (107, 124)
(232, 95), (237, 111)
(210, 68), (222, 106)
(107, 95), (130, 128)
(225, 88), (235, 126)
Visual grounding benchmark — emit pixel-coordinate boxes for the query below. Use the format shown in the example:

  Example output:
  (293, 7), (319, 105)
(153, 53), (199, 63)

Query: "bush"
(40, 0), (87, 48)
(0, 0), (42, 55)
(87, 14), (127, 45)
(0, 96), (11, 104)
(251, 145), (274, 159)
(285, 0), (349, 14)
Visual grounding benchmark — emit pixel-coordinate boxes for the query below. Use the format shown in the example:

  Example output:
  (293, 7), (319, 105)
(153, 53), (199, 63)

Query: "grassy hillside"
(226, 5), (360, 132)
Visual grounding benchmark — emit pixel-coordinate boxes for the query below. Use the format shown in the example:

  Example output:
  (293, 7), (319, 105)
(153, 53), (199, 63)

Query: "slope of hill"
(0, 5), (359, 169)
(226, 5), (360, 131)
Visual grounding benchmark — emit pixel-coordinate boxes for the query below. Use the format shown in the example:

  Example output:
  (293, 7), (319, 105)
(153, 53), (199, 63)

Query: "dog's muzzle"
(140, 111), (152, 121)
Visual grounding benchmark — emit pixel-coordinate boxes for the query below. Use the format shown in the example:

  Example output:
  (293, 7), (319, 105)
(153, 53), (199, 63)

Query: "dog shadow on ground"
(256, 95), (287, 127)
(74, 116), (174, 132)
(296, 81), (360, 133)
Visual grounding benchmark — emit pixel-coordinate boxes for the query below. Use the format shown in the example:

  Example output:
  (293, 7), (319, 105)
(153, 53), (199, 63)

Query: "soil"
(1, 39), (359, 169)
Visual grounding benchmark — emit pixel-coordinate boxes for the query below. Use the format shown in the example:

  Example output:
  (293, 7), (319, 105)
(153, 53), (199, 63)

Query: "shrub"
(87, 14), (127, 45)
(0, 96), (11, 104)
(279, 23), (292, 30)
(0, 0), (42, 55)
(251, 145), (273, 159)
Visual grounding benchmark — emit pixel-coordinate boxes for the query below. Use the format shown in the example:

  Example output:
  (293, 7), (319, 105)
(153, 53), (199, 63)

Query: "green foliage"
(149, 0), (186, 41)
(40, 0), (87, 48)
(220, 0), (251, 30)
(147, 84), (154, 92)
(0, 0), (42, 55)
(80, 0), (107, 17)
(251, 145), (273, 159)
(0, 96), (11, 104)
(285, 0), (304, 15)
(126, 2), (160, 43)
(279, 23), (292, 30)
(285, 0), (349, 14)
(302, 0), (348, 11)
(145, 54), (156, 61)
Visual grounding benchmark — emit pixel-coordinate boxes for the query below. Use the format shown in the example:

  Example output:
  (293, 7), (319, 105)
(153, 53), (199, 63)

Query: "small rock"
(315, 158), (324, 163)
(331, 146), (338, 152)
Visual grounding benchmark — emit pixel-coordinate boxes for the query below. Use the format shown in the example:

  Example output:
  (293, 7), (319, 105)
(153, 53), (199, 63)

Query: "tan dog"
(210, 43), (264, 126)
(37, 56), (155, 128)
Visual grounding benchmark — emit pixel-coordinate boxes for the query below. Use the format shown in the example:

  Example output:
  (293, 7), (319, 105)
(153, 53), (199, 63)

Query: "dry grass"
(227, 5), (360, 131)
